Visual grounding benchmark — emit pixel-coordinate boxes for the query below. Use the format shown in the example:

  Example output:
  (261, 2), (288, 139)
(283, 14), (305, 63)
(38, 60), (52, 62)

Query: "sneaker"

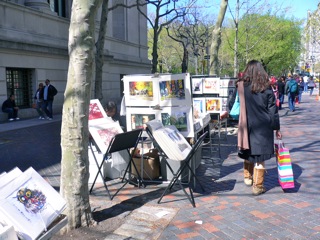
(48, 118), (53, 120)
(41, 117), (46, 120)
(9, 118), (14, 121)
(15, 118), (20, 120)
(39, 116), (42, 119)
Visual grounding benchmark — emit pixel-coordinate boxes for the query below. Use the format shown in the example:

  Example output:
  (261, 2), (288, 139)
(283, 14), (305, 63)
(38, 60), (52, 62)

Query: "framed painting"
(205, 97), (222, 113)
(192, 98), (206, 119)
(88, 99), (115, 126)
(0, 167), (66, 240)
(125, 107), (159, 132)
(160, 106), (194, 137)
(191, 77), (203, 94)
(158, 73), (192, 107)
(123, 75), (160, 106)
(89, 122), (124, 154)
(228, 78), (237, 88)
(221, 97), (229, 111)
(202, 77), (220, 94)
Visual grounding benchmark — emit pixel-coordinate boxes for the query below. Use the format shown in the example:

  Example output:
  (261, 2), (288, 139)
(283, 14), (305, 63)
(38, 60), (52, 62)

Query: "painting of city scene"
(130, 114), (156, 130)
(159, 79), (185, 101)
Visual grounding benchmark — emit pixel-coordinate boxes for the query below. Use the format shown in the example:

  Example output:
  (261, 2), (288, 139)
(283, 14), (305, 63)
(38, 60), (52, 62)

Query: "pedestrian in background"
(42, 79), (58, 120)
(235, 60), (282, 195)
(303, 75), (309, 92)
(285, 75), (298, 112)
(298, 77), (304, 103)
(34, 83), (45, 119)
(308, 76), (316, 96)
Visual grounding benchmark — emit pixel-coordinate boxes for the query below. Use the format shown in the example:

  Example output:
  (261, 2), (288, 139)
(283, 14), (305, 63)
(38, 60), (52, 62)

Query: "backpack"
(289, 80), (298, 94)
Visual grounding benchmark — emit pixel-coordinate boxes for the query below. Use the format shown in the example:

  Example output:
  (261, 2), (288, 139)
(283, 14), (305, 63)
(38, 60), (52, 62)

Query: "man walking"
(285, 75), (298, 112)
(42, 79), (58, 120)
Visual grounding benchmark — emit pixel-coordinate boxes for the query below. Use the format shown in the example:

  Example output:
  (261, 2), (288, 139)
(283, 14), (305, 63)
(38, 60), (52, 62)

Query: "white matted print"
(89, 122), (124, 154)
(125, 107), (160, 132)
(192, 98), (206, 118)
(221, 97), (229, 111)
(191, 77), (203, 94)
(0, 167), (66, 240)
(158, 73), (192, 107)
(160, 106), (194, 138)
(123, 75), (160, 106)
(205, 97), (222, 113)
(220, 78), (230, 88)
(203, 77), (220, 94)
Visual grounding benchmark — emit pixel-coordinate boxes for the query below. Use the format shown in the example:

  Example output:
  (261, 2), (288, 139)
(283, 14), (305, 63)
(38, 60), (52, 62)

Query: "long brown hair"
(242, 60), (269, 93)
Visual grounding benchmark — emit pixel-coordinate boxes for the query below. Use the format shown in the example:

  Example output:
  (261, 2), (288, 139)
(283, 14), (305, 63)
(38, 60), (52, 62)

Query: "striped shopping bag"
(274, 141), (295, 189)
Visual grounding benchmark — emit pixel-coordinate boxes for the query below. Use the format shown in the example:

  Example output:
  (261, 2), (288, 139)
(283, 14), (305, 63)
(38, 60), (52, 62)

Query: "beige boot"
(243, 160), (254, 186)
(252, 163), (266, 195)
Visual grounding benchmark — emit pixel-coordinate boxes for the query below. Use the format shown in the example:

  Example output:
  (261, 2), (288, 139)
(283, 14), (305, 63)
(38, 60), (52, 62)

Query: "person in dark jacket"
(42, 79), (58, 120)
(277, 76), (286, 109)
(2, 94), (19, 121)
(34, 83), (45, 119)
(235, 60), (282, 195)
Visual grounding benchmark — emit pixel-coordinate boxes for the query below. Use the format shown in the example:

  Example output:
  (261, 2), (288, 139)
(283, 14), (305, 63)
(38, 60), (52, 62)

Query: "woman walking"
(235, 60), (282, 195)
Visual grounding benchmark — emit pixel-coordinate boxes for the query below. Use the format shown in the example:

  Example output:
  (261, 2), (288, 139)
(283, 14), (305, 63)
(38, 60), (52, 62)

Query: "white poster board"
(0, 167), (66, 240)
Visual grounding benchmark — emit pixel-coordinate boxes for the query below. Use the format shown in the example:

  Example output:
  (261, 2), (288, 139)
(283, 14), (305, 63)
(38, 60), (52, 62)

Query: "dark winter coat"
(243, 83), (280, 155)
(44, 85), (58, 101)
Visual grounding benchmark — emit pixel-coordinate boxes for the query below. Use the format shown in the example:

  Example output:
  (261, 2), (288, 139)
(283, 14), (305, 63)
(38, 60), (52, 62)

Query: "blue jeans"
(278, 93), (284, 109)
(2, 108), (18, 119)
(42, 100), (53, 118)
(304, 84), (308, 92)
(288, 93), (295, 111)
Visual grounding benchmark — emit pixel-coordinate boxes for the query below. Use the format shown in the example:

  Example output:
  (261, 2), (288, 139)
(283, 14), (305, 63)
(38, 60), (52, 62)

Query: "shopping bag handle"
(278, 140), (285, 149)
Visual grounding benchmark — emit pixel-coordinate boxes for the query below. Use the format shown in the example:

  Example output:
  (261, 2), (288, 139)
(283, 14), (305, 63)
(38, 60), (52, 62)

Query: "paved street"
(0, 92), (320, 239)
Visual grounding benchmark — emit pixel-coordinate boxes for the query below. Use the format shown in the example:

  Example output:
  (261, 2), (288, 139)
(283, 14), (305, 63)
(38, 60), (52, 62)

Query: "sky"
(197, 0), (319, 22)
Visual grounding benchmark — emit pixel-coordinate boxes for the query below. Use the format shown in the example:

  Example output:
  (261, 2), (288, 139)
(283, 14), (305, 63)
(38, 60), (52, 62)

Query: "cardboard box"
(132, 149), (160, 180)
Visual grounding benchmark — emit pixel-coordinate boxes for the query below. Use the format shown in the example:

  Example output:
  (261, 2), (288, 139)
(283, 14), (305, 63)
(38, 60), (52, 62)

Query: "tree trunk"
(181, 46), (188, 73)
(152, 27), (159, 73)
(60, 0), (102, 232)
(94, 0), (109, 100)
(210, 0), (228, 76)
(233, 0), (239, 77)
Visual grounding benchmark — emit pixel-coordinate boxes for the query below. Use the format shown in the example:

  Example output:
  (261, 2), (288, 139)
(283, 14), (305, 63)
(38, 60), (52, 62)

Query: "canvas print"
(158, 73), (192, 106)
(123, 75), (160, 106)
(203, 77), (220, 94)
(191, 77), (203, 94)
(0, 167), (66, 240)
(160, 106), (193, 137)
(228, 79), (237, 87)
(205, 97), (222, 113)
(89, 122), (124, 154)
(221, 97), (228, 111)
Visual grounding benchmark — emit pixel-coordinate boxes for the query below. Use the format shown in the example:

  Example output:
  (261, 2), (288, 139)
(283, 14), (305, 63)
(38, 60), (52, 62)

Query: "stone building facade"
(0, 0), (150, 121)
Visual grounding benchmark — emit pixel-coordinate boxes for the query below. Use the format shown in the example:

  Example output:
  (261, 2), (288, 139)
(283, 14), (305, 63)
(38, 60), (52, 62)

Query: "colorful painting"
(203, 77), (220, 94)
(123, 75), (160, 106)
(130, 114), (156, 130)
(125, 107), (160, 133)
(0, 167), (66, 240)
(160, 106), (193, 137)
(205, 97), (222, 113)
(129, 81), (154, 100)
(158, 73), (192, 107)
(191, 77), (203, 94)
(159, 79), (185, 101)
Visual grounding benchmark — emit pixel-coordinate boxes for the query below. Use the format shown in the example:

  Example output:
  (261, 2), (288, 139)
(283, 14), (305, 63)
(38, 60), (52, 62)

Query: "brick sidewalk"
(1, 93), (320, 239)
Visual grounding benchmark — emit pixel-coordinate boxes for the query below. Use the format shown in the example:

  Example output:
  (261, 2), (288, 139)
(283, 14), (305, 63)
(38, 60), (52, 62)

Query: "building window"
(6, 68), (33, 109)
(48, 0), (67, 17)
(112, 1), (126, 40)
